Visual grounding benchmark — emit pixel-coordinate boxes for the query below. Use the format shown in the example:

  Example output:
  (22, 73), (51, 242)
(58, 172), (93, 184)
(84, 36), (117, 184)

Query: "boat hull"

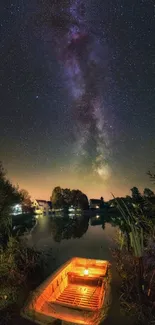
(21, 257), (111, 325)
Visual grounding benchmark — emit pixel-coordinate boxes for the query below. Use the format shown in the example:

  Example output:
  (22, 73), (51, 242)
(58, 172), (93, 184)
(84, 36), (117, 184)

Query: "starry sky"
(0, 0), (155, 200)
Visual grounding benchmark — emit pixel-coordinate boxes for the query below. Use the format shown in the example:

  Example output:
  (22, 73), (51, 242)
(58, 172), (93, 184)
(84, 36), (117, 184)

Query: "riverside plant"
(0, 236), (41, 311)
(112, 194), (144, 257)
(112, 194), (155, 324)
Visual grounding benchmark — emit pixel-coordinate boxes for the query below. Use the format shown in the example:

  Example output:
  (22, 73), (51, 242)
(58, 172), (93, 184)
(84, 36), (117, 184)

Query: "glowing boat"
(21, 257), (111, 325)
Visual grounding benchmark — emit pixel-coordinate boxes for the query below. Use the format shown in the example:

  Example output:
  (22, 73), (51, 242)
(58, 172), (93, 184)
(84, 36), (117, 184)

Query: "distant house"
(32, 200), (52, 215)
(89, 198), (104, 209)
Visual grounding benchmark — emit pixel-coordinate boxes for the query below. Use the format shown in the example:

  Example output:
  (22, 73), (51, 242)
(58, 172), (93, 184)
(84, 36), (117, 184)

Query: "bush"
(0, 236), (41, 311)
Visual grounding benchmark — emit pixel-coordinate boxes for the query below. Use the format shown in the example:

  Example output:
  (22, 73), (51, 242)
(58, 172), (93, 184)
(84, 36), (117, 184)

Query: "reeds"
(112, 194), (144, 257)
(112, 194), (155, 324)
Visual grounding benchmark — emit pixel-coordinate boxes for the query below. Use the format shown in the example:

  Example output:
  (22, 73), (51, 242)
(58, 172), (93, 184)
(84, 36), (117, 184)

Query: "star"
(0, 0), (154, 200)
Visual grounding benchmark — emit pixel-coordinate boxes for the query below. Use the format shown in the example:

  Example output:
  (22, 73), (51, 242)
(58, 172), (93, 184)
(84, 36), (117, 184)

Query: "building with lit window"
(32, 200), (52, 215)
(89, 197), (104, 210)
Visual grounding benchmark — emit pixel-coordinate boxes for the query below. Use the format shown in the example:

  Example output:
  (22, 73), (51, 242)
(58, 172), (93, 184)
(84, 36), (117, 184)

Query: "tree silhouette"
(0, 162), (22, 246)
(51, 187), (89, 210)
(51, 186), (64, 209)
(19, 188), (32, 212)
(131, 187), (141, 200)
(148, 168), (155, 183)
(130, 187), (144, 208)
(143, 188), (155, 198)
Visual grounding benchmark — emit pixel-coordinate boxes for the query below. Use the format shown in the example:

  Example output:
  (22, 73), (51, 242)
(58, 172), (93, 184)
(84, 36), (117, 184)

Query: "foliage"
(114, 196), (145, 256)
(70, 189), (89, 210)
(143, 187), (155, 198)
(51, 186), (89, 210)
(50, 186), (64, 209)
(19, 189), (31, 207)
(148, 167), (155, 183)
(108, 186), (155, 217)
(130, 186), (141, 198)
(130, 186), (144, 206)
(0, 163), (22, 244)
(0, 236), (41, 312)
(108, 196), (133, 210)
(112, 195), (155, 324)
(0, 163), (45, 325)
(112, 247), (155, 324)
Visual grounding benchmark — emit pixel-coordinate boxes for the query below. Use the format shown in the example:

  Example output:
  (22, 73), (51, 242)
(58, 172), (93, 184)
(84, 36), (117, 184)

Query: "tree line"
(109, 186), (155, 210)
(50, 186), (89, 210)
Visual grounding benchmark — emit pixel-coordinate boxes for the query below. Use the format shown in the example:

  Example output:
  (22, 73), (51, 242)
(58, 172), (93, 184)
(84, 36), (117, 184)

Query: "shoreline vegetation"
(112, 193), (155, 324)
(0, 162), (45, 324)
(0, 161), (155, 325)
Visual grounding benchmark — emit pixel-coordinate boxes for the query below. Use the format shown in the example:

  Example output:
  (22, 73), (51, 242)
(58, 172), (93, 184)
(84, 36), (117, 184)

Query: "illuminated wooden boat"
(21, 257), (111, 325)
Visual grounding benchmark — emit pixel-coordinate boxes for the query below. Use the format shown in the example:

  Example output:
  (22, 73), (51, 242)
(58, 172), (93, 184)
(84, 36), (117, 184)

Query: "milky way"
(39, 0), (111, 180)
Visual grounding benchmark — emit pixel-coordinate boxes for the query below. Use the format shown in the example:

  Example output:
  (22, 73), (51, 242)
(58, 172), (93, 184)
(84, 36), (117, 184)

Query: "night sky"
(0, 0), (155, 200)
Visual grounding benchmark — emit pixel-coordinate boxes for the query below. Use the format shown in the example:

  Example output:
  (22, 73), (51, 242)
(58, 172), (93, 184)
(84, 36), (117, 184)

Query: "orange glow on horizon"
(7, 166), (144, 202)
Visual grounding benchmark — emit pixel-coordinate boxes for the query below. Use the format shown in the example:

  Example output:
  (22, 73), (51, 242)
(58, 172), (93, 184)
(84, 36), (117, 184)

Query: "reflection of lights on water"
(96, 215), (100, 219)
(84, 269), (89, 275)
(35, 214), (43, 219)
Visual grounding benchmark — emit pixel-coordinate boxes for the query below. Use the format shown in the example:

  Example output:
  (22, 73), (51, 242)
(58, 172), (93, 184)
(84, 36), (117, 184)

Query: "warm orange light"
(84, 269), (89, 275)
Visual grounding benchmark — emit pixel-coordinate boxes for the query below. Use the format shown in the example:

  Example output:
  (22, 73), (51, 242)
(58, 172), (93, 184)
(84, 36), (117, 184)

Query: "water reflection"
(50, 216), (89, 242)
(90, 212), (128, 232)
(13, 211), (127, 242)
(90, 214), (104, 226)
(27, 213), (118, 261)
(12, 213), (36, 236)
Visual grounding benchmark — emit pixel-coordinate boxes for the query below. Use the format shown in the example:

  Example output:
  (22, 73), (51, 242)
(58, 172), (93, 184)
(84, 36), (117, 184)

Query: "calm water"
(27, 215), (115, 264)
(20, 213), (132, 325)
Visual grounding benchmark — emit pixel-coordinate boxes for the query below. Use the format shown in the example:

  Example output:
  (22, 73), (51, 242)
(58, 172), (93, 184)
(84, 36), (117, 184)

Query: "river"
(18, 213), (132, 325)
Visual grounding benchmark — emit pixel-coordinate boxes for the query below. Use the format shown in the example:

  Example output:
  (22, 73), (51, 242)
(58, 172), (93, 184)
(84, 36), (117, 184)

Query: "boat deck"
(22, 258), (110, 325)
(54, 283), (101, 311)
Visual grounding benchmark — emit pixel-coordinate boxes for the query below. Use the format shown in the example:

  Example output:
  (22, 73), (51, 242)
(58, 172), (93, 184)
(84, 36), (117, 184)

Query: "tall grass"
(112, 194), (144, 257)
(112, 194), (155, 324)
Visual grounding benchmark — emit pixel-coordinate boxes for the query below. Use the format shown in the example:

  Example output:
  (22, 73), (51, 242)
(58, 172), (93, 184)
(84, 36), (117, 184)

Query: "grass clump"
(112, 196), (155, 324)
